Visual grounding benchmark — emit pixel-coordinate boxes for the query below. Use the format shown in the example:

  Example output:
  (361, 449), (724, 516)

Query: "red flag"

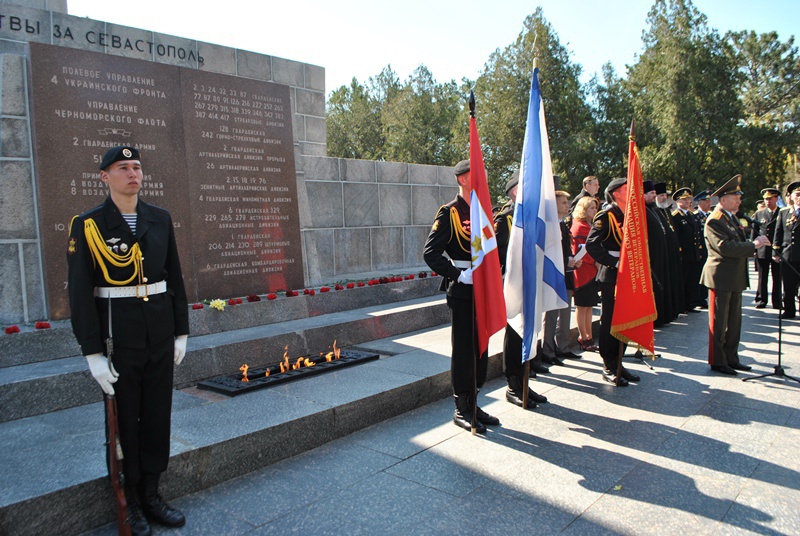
(469, 115), (506, 354)
(610, 123), (657, 355)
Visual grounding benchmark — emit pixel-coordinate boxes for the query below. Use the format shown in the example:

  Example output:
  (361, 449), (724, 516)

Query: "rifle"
(105, 393), (132, 536)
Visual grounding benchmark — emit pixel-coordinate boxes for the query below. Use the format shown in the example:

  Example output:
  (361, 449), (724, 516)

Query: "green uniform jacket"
(701, 208), (755, 292)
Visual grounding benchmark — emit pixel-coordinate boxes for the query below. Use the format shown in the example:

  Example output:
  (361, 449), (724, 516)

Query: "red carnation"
(308, 289), (316, 296)
(418, 271), (428, 278)
(227, 299), (237, 306)
(5, 325), (20, 334)
(335, 284), (344, 291)
(378, 277), (389, 284)
(35, 321), (51, 329)
(286, 290), (299, 297)
(320, 286), (330, 292)
(405, 274), (414, 280)
(431, 272), (437, 276)
(247, 294), (261, 302)
(267, 293), (277, 300)
(357, 281), (365, 287)
(303, 289), (311, 295)
(192, 303), (204, 310)
(347, 282), (355, 289)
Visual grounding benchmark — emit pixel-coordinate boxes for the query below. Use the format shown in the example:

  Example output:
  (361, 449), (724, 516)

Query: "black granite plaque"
(29, 43), (303, 319)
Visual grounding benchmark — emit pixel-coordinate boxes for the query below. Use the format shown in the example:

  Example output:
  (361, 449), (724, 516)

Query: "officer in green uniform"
(68, 146), (189, 535)
(423, 160), (500, 433)
(493, 171), (549, 408)
(701, 174), (769, 374)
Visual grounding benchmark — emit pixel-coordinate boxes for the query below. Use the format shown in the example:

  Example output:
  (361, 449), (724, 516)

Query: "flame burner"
(196, 350), (379, 396)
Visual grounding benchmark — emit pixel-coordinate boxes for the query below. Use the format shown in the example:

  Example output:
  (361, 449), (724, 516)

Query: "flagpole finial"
(629, 119), (636, 141)
(469, 90), (476, 117)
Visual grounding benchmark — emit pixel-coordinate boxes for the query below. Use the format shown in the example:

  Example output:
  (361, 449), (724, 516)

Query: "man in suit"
(570, 175), (602, 212)
(693, 190), (711, 308)
(423, 160), (500, 433)
(772, 182), (800, 318)
(754, 188), (782, 309)
(68, 146), (189, 535)
(701, 175), (770, 375)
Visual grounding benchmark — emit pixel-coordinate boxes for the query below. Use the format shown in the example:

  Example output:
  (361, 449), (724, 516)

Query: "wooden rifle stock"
(105, 394), (132, 536)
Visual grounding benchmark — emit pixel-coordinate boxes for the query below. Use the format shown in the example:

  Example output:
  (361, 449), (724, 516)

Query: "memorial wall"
(0, 0), (456, 324)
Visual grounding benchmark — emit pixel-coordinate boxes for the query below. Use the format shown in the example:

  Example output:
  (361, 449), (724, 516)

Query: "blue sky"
(68, 0), (798, 94)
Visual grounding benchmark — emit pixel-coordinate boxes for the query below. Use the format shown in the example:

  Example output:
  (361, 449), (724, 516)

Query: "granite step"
(0, 294), (449, 423)
(0, 323), (506, 536)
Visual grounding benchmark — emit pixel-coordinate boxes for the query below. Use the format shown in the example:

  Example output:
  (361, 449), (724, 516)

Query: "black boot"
(140, 473), (186, 528)
(124, 486), (152, 536)
(453, 394), (486, 434)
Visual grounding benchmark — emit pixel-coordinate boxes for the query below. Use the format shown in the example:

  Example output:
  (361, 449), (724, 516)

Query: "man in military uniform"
(701, 175), (769, 374)
(693, 190), (711, 308)
(671, 187), (706, 312)
(585, 178), (641, 386)
(644, 181), (671, 326)
(772, 182), (800, 319)
(493, 172), (549, 408)
(68, 146), (189, 535)
(423, 160), (500, 433)
(754, 188), (781, 309)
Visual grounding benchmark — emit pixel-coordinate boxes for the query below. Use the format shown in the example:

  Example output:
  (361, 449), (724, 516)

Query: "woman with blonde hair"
(570, 196), (600, 351)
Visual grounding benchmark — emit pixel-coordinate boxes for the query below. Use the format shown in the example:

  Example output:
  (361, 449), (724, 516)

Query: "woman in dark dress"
(570, 196), (600, 351)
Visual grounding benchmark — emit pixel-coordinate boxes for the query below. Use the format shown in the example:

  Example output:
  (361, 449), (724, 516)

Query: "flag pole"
(614, 120), (635, 386)
(469, 90), (478, 436)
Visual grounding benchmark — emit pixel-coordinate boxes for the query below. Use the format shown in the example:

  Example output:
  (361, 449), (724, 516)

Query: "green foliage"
(326, 0), (800, 210)
(471, 7), (593, 200)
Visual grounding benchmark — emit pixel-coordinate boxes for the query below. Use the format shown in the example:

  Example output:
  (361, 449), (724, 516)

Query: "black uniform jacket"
(423, 195), (473, 299)
(68, 196), (190, 355)
(754, 207), (779, 260)
(772, 207), (800, 263)
(493, 200), (513, 273)
(672, 208), (705, 262)
(585, 204), (624, 285)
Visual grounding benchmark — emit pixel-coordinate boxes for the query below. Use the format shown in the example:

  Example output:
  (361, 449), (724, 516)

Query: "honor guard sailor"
(68, 146), (189, 535)
(423, 159), (500, 433)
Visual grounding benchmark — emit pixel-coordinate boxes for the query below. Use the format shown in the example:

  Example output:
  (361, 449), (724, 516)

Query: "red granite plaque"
(180, 70), (302, 300)
(29, 43), (303, 319)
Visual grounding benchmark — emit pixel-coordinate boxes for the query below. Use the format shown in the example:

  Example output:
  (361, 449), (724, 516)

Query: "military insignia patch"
(122, 148), (132, 158)
(594, 218), (604, 230)
(68, 237), (76, 254)
(432, 220), (440, 232)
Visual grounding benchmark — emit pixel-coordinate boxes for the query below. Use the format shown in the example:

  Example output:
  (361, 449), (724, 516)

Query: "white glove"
(457, 268), (473, 285)
(174, 335), (188, 366)
(85, 353), (118, 395)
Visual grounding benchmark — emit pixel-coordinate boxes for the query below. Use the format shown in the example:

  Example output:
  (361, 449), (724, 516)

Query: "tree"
(326, 77), (384, 160)
(588, 63), (634, 180)
(469, 7), (594, 201)
(726, 30), (800, 189)
(626, 0), (742, 194)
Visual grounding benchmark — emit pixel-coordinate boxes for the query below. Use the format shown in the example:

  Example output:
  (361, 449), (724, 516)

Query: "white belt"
(452, 260), (472, 269)
(95, 281), (167, 299)
(609, 251), (620, 258)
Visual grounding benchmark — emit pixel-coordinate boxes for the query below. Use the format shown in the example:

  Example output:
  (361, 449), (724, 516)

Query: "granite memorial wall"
(0, 0), (456, 324)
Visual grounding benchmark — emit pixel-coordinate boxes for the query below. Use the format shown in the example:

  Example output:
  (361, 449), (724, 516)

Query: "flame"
(325, 351), (333, 362)
(280, 347), (290, 373)
(293, 357), (304, 371)
(265, 369), (270, 377)
(304, 358), (315, 367)
(239, 364), (249, 382)
(334, 340), (340, 360)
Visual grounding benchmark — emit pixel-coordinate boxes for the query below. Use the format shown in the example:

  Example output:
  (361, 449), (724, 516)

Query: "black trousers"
(781, 260), (800, 316)
(447, 295), (487, 398)
(756, 257), (781, 307)
(683, 260), (703, 309)
(111, 335), (174, 488)
(599, 281), (624, 370)
(503, 324), (523, 390)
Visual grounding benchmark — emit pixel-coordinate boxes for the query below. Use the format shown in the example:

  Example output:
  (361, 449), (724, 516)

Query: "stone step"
(0, 294), (449, 423)
(0, 323), (507, 536)
(0, 276), (442, 368)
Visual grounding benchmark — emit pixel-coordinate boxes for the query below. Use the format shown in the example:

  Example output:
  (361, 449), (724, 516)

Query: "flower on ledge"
(209, 299), (226, 311)
(5, 325), (20, 334)
(35, 321), (51, 329)
(192, 303), (204, 310)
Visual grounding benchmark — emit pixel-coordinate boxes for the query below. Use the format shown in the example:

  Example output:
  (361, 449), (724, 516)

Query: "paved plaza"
(82, 283), (800, 535)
